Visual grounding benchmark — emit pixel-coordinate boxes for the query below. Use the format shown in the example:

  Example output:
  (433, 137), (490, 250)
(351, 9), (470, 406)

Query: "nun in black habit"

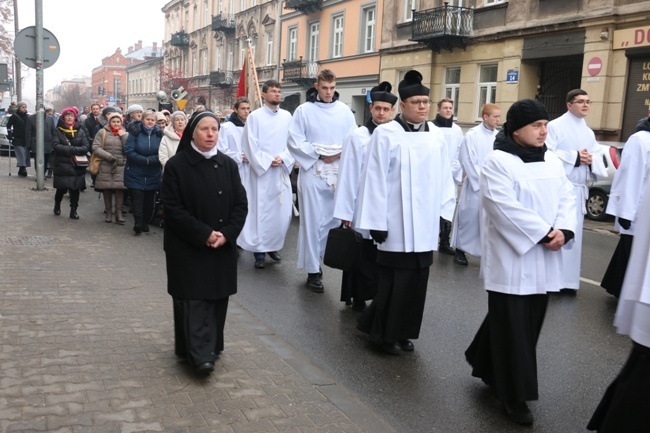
(161, 110), (248, 374)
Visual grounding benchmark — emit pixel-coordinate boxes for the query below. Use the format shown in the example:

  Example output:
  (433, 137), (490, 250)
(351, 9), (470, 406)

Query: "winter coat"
(124, 123), (162, 191)
(84, 115), (102, 144)
(161, 147), (248, 301)
(92, 126), (128, 190)
(158, 124), (181, 169)
(6, 111), (28, 147)
(52, 120), (89, 191)
(25, 113), (57, 154)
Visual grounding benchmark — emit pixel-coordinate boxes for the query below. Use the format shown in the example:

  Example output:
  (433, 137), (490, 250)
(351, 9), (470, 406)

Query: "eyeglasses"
(407, 99), (431, 106)
(571, 99), (591, 105)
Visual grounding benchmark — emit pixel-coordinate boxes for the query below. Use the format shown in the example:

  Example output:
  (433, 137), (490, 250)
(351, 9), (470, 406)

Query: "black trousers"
(340, 239), (379, 304)
(173, 298), (229, 368)
(130, 189), (156, 227)
(54, 188), (80, 207)
(601, 234), (633, 298)
(465, 291), (548, 402)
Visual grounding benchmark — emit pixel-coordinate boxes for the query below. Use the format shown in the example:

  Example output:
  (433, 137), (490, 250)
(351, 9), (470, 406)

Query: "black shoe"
(46, 169), (52, 178)
(398, 339), (414, 352)
(53, 202), (61, 216)
(69, 208), (79, 219)
(195, 362), (215, 375)
(352, 299), (367, 312)
(254, 259), (265, 269)
(18, 167), (27, 177)
(306, 273), (324, 293)
(503, 401), (533, 425)
(381, 342), (402, 356)
(267, 251), (282, 262)
(133, 224), (142, 235)
(438, 244), (455, 255)
(454, 251), (468, 266)
(560, 288), (577, 295)
(141, 224), (150, 233)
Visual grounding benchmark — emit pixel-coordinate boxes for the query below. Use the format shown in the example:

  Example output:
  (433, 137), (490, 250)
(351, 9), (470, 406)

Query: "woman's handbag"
(89, 130), (106, 175)
(71, 154), (89, 167)
(324, 226), (363, 271)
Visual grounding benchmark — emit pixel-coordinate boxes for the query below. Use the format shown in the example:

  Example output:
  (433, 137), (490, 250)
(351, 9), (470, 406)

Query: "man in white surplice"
(288, 69), (356, 292)
(237, 80), (294, 269)
(355, 70), (456, 356)
(451, 103), (501, 265)
(546, 89), (607, 294)
(217, 97), (251, 188)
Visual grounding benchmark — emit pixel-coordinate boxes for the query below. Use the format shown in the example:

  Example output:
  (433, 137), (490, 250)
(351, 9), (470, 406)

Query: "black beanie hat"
(398, 70), (430, 101)
(370, 81), (398, 106)
(177, 110), (220, 153)
(505, 99), (549, 135)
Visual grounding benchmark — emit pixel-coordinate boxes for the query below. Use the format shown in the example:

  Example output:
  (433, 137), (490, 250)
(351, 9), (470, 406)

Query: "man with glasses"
(547, 89), (607, 294)
(355, 70), (456, 355)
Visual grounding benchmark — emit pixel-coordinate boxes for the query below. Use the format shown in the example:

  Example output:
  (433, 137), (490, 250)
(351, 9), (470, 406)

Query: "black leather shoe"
(267, 251), (282, 262)
(398, 339), (414, 352)
(454, 251), (468, 266)
(133, 224), (142, 235)
(560, 288), (577, 295)
(69, 208), (79, 219)
(438, 244), (455, 255)
(53, 203), (61, 216)
(195, 362), (215, 374)
(254, 259), (265, 269)
(381, 342), (402, 356)
(306, 273), (324, 293)
(503, 401), (533, 425)
(352, 299), (366, 312)
(141, 224), (150, 233)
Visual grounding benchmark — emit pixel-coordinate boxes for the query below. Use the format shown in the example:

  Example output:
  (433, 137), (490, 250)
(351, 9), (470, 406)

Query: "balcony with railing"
(212, 14), (235, 34)
(281, 57), (318, 87)
(284, 0), (322, 15)
(170, 31), (190, 48)
(210, 70), (234, 88)
(410, 3), (473, 52)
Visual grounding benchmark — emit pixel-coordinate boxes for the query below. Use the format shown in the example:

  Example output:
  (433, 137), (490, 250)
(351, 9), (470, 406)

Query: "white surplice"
(480, 150), (577, 295)
(614, 164), (650, 347)
(333, 125), (371, 239)
(606, 130), (650, 235)
(356, 121), (456, 253)
(439, 122), (465, 184)
(237, 105), (295, 253)
(288, 99), (356, 273)
(217, 120), (249, 188)
(451, 123), (498, 257)
(546, 111), (607, 289)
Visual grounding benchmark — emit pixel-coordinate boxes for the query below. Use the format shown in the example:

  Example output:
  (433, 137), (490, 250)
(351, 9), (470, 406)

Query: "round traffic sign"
(13, 26), (61, 69)
(587, 57), (602, 77)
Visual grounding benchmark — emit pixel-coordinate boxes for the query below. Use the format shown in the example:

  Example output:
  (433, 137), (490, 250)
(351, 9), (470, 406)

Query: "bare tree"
(57, 84), (89, 112)
(0, 0), (13, 59)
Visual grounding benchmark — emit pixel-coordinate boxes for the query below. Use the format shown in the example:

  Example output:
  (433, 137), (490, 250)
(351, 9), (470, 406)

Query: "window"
(444, 67), (461, 118)
(266, 32), (273, 65)
(185, 11), (189, 30)
(308, 22), (319, 62)
(227, 43), (234, 71)
(114, 78), (121, 100)
(362, 7), (376, 53)
(404, 0), (417, 22)
(216, 46), (222, 70)
(204, 0), (209, 26)
(485, 0), (503, 4)
(192, 50), (197, 76)
(288, 27), (297, 61)
(218, 0), (223, 14)
(332, 15), (344, 58)
(193, 5), (198, 29)
(202, 48), (208, 75)
(477, 64), (498, 117)
(241, 0), (245, 11)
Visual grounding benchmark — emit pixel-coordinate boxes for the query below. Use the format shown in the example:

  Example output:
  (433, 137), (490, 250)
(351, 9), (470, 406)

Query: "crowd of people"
(4, 71), (649, 431)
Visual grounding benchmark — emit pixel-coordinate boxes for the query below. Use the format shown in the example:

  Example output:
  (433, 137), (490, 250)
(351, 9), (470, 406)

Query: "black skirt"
(587, 342), (650, 432)
(601, 234), (634, 298)
(465, 291), (548, 402)
(340, 239), (379, 305)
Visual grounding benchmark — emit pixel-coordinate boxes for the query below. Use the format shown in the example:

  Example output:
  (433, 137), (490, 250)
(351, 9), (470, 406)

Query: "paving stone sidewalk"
(0, 165), (397, 433)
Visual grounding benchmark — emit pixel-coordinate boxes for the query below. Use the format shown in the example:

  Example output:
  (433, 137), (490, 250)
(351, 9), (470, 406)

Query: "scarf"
(110, 126), (122, 136)
(57, 118), (77, 139)
(493, 129), (547, 163)
(229, 112), (245, 127)
(433, 114), (454, 128)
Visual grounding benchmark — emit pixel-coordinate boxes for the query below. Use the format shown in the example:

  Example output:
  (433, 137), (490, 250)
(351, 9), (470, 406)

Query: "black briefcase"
(324, 226), (363, 271)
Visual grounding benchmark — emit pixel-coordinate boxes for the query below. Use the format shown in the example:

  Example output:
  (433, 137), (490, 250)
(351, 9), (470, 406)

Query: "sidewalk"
(0, 163), (397, 433)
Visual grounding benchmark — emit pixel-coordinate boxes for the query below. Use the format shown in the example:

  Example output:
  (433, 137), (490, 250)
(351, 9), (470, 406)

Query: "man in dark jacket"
(6, 101), (30, 176)
(84, 104), (102, 145)
(25, 104), (57, 178)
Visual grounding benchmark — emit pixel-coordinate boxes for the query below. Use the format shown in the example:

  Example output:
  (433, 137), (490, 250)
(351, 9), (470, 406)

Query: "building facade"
(381, 0), (649, 140)
(279, 0), (382, 123)
(126, 57), (164, 110)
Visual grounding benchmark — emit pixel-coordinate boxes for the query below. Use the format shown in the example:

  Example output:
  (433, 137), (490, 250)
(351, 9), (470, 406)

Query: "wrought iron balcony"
(170, 31), (190, 48)
(210, 70), (234, 88)
(411, 4), (473, 52)
(212, 14), (235, 34)
(281, 58), (318, 87)
(285, 0), (322, 15)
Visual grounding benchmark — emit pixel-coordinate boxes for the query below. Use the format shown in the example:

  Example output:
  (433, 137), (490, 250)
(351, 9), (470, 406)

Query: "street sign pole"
(35, 0), (44, 190)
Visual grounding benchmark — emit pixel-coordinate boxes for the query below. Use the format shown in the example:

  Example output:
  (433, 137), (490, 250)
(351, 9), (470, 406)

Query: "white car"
(586, 141), (625, 221)
(0, 114), (12, 156)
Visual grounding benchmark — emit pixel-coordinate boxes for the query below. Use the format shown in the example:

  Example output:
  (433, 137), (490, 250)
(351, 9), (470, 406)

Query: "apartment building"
(279, 0), (382, 123)
(381, 0), (649, 140)
(162, 0), (283, 113)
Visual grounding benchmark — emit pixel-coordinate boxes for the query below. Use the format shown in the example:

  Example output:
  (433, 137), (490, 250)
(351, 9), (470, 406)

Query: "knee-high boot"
(114, 190), (125, 224)
(103, 191), (113, 223)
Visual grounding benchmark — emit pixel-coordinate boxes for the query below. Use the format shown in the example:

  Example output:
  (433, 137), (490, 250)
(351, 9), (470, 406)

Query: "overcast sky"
(16, 0), (167, 106)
